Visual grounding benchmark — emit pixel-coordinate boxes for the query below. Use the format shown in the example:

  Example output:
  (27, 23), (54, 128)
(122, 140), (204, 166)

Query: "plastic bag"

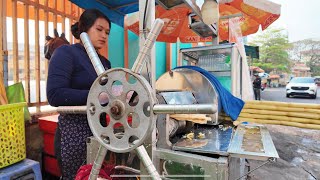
(5, 82), (31, 121)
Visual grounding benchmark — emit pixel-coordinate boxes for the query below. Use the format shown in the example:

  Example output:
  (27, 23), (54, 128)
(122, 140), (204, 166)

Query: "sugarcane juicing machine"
(153, 43), (278, 179)
(58, 18), (278, 180)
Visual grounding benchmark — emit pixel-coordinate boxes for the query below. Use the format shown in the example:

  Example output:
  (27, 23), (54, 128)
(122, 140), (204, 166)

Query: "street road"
(261, 87), (320, 104)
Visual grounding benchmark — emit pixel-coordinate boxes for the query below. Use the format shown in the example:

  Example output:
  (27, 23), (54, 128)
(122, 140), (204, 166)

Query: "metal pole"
(89, 145), (108, 180)
(135, 145), (161, 180)
(152, 104), (217, 114)
(80, 32), (105, 75)
(231, 47), (237, 96)
(138, 2), (158, 178)
(131, 19), (164, 74)
(57, 106), (87, 114)
(57, 104), (218, 115)
(138, 0), (156, 89)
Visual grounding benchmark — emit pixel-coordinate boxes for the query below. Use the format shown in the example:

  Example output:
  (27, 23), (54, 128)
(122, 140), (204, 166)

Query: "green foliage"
(309, 66), (320, 76)
(307, 54), (320, 76)
(248, 27), (292, 73)
(290, 39), (320, 76)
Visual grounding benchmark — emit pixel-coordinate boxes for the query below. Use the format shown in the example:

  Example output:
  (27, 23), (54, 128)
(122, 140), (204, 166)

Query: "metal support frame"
(154, 148), (228, 180)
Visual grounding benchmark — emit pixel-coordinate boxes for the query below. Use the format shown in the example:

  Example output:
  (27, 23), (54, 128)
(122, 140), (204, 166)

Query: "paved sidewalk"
(247, 125), (320, 180)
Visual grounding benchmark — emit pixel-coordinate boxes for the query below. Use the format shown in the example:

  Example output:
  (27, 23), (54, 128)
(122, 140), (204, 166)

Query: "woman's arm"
(46, 45), (89, 106)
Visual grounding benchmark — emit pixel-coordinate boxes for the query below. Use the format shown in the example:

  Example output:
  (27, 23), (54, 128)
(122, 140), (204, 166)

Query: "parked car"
(286, 77), (317, 99)
(314, 76), (320, 86)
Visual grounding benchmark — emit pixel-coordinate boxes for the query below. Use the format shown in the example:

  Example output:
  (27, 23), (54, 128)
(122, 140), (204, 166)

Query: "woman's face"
(87, 17), (110, 49)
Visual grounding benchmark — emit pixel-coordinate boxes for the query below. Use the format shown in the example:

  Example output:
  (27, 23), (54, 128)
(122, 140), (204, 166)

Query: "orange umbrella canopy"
(127, 4), (211, 43)
(127, 0), (280, 43)
(219, 0), (280, 41)
(250, 66), (265, 73)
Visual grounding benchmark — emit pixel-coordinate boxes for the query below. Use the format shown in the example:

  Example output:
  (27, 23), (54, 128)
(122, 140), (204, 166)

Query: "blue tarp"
(175, 66), (245, 121)
(70, 0), (139, 27)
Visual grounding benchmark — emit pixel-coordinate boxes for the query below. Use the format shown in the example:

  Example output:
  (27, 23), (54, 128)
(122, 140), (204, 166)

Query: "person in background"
(46, 9), (111, 179)
(253, 74), (262, 100)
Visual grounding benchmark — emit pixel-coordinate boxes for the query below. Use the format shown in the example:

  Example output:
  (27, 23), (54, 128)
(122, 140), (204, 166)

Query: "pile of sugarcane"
(222, 100), (320, 130)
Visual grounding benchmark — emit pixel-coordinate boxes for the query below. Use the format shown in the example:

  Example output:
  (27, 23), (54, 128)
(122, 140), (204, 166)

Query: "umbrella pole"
(138, 0), (158, 179)
(139, 0), (155, 90)
(213, 3), (219, 45)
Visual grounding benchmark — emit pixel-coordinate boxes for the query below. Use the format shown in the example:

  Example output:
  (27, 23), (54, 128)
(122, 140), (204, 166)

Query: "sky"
(254, 0), (320, 42)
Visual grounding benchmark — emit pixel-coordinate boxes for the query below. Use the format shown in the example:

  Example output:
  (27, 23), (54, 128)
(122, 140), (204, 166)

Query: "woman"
(46, 9), (111, 179)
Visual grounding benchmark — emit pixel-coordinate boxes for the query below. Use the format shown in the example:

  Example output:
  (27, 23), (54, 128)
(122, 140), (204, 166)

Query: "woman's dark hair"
(71, 9), (111, 39)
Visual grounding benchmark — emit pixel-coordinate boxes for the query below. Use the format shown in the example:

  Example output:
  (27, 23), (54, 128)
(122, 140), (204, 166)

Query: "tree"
(248, 28), (292, 73)
(289, 39), (320, 76)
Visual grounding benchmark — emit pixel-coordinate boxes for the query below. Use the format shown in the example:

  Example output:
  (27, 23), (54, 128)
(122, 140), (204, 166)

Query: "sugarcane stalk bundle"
(222, 100), (320, 130)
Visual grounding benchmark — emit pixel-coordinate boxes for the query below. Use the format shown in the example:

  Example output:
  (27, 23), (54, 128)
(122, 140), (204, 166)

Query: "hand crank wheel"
(87, 68), (157, 153)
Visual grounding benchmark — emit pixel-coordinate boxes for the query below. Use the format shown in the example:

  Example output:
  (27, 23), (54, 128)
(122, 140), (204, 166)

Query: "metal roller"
(57, 106), (87, 114)
(156, 68), (221, 125)
(153, 104), (217, 114)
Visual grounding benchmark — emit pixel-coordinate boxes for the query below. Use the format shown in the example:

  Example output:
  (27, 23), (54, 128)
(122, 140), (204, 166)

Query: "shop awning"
(269, 75), (280, 79)
(70, 0), (139, 27)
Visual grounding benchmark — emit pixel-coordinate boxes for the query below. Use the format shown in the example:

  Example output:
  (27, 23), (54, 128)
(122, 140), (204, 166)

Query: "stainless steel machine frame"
(86, 137), (247, 180)
(180, 43), (243, 98)
(154, 148), (246, 180)
(149, 43), (278, 180)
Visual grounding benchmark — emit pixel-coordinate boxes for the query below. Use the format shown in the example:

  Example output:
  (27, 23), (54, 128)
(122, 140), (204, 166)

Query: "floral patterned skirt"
(56, 114), (93, 180)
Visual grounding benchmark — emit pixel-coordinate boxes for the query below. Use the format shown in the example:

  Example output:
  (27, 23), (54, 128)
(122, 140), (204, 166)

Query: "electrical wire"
(143, 0), (149, 39)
